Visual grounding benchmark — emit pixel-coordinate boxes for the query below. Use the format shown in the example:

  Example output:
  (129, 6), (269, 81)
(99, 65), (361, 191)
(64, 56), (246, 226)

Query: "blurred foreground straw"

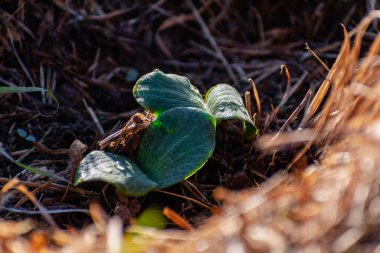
(139, 11), (380, 253)
(0, 10), (379, 253)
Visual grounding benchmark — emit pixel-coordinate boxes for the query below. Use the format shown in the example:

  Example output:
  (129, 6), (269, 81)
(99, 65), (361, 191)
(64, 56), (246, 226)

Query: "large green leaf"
(74, 151), (157, 197)
(133, 69), (207, 115)
(205, 84), (258, 139)
(137, 107), (216, 189)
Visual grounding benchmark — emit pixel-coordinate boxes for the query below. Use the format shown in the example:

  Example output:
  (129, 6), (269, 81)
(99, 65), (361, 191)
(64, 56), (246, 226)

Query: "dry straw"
(0, 10), (379, 253)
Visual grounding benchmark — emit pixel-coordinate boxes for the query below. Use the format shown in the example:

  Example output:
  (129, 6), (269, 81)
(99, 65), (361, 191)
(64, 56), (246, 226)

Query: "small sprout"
(25, 135), (37, 142)
(17, 128), (37, 142)
(75, 70), (258, 196)
(17, 128), (27, 138)
(136, 207), (167, 229)
(205, 84), (258, 139)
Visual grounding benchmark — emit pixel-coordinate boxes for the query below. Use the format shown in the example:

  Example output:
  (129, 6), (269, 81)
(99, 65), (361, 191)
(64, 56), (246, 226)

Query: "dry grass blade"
(8, 34), (36, 87)
(269, 89), (312, 142)
(163, 207), (193, 231)
(83, 99), (105, 135)
(281, 89), (312, 131)
(62, 139), (88, 201)
(158, 190), (213, 211)
(0, 177), (94, 195)
(89, 201), (109, 230)
(1, 178), (58, 229)
(14, 180), (53, 208)
(264, 65), (308, 133)
(33, 142), (68, 155)
(185, 0), (239, 86)
(183, 180), (213, 206)
(258, 129), (316, 150)
(249, 78), (261, 118)
(301, 25), (350, 128)
(244, 91), (253, 119)
(305, 43), (331, 71)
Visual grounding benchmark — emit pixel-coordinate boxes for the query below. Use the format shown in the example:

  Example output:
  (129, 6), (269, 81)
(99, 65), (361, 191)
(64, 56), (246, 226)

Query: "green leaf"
(137, 107), (216, 189)
(16, 128), (36, 142)
(16, 128), (28, 138)
(25, 135), (36, 142)
(75, 151), (157, 197)
(0, 86), (60, 111)
(136, 207), (167, 229)
(133, 69), (207, 115)
(0, 86), (46, 93)
(205, 84), (258, 139)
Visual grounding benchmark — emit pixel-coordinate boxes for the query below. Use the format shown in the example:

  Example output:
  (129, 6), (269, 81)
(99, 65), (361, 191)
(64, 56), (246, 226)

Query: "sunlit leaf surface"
(137, 107), (216, 189)
(75, 151), (157, 197)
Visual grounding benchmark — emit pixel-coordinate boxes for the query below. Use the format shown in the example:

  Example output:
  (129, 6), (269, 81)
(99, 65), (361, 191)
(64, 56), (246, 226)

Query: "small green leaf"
(126, 68), (139, 82)
(75, 151), (157, 197)
(133, 70), (207, 115)
(17, 128), (28, 138)
(205, 84), (258, 139)
(137, 107), (216, 189)
(25, 135), (36, 142)
(136, 207), (167, 229)
(0, 86), (47, 93)
(0, 86), (60, 112)
(17, 128), (36, 142)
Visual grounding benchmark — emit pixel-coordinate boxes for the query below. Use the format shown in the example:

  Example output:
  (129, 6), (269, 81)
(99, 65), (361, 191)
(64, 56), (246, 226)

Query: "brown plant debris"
(136, 11), (380, 253)
(0, 1), (379, 252)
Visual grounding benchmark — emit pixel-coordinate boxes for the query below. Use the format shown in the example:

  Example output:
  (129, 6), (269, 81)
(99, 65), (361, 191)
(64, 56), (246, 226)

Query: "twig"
(8, 32), (36, 87)
(244, 65), (280, 91)
(183, 180), (212, 206)
(0, 177), (95, 195)
(0, 206), (90, 215)
(249, 78), (261, 119)
(158, 190), (213, 210)
(251, 6), (265, 42)
(305, 43), (331, 71)
(15, 180), (53, 208)
(245, 91), (253, 119)
(17, 127), (52, 163)
(186, 0), (239, 86)
(1, 179), (58, 228)
(265, 69), (308, 132)
(163, 207), (193, 231)
(33, 142), (68, 155)
(83, 99), (105, 135)
(271, 89), (312, 141)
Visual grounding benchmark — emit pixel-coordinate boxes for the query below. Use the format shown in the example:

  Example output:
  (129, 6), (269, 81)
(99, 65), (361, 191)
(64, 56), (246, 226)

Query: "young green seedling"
(75, 70), (258, 196)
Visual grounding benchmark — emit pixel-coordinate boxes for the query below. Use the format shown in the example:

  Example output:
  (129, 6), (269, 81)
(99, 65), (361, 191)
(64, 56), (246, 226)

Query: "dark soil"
(0, 0), (373, 229)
